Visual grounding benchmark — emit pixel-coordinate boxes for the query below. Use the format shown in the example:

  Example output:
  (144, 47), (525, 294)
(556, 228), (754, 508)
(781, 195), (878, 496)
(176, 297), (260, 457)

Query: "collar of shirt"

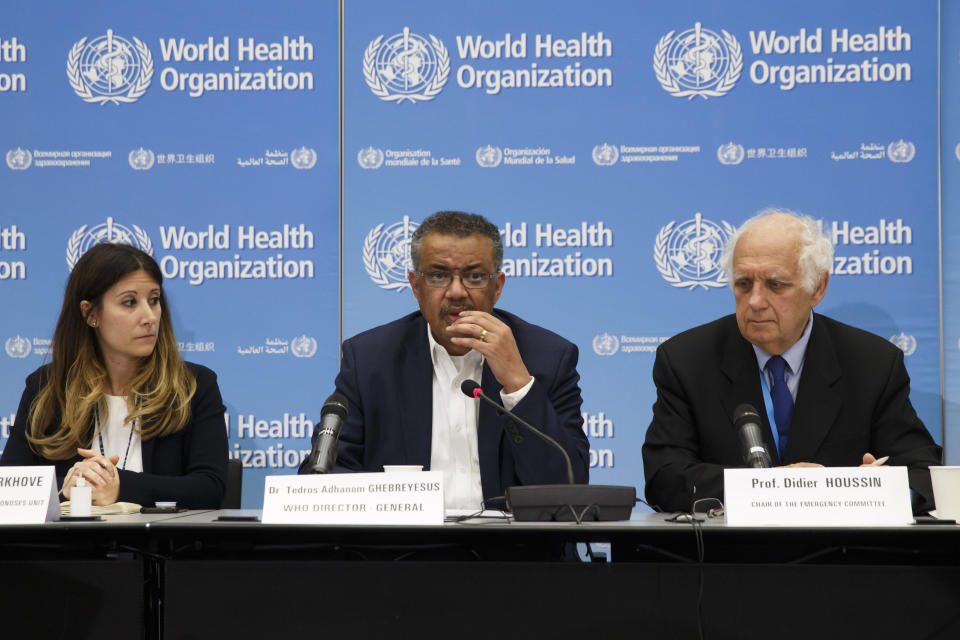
(751, 310), (814, 401)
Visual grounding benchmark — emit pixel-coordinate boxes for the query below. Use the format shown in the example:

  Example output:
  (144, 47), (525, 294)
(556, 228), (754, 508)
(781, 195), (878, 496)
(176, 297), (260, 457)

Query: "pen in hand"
(870, 455), (890, 466)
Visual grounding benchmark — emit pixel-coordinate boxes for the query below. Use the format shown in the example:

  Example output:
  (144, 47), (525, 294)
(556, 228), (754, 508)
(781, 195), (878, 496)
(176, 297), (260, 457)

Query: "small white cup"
(929, 466), (960, 520)
(383, 465), (423, 473)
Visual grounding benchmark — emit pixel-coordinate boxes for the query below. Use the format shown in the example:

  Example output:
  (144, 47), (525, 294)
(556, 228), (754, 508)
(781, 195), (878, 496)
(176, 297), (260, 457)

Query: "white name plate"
(724, 466), (912, 526)
(0, 466), (60, 524)
(262, 471), (444, 525)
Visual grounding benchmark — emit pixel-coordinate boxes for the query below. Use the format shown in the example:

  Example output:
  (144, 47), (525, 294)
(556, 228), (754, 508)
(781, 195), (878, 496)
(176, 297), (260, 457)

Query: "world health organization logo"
(889, 333), (917, 356)
(654, 22), (742, 99)
(128, 147), (155, 170)
(363, 216), (419, 291)
(654, 212), (736, 290)
(67, 29), (153, 105)
(476, 145), (503, 168)
(67, 217), (154, 270)
(5, 336), (31, 359)
(592, 333), (620, 356)
(358, 147), (385, 169)
(6, 147), (32, 170)
(592, 143), (619, 166)
(887, 140), (915, 164)
(717, 142), (744, 165)
(363, 27), (450, 103)
(290, 335), (318, 358)
(291, 147), (317, 170)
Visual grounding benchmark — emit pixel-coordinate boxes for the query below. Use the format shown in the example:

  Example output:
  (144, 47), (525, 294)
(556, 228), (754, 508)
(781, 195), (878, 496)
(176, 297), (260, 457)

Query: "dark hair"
(28, 243), (195, 459)
(410, 211), (503, 271)
(65, 243), (165, 331)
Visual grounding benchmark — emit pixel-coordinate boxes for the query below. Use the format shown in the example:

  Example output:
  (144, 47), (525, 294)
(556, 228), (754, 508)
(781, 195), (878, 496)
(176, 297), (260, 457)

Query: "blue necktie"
(766, 355), (793, 459)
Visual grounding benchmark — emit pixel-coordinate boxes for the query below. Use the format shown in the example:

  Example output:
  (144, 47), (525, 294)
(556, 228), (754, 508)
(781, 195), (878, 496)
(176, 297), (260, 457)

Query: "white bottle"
(72, 475), (92, 517)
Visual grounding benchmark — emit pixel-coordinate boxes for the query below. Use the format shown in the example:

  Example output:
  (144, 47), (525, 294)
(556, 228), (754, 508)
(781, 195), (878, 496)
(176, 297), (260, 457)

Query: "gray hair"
(409, 211), (503, 271)
(721, 208), (834, 293)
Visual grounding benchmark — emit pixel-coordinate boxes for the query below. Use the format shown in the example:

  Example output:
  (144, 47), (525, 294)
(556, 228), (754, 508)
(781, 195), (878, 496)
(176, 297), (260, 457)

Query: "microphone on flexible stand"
(461, 380), (575, 484)
(460, 380), (635, 522)
(733, 403), (772, 468)
(305, 393), (349, 474)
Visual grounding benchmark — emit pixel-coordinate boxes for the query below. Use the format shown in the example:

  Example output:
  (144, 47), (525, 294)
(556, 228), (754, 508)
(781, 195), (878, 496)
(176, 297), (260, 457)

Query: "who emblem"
(6, 147), (32, 170)
(363, 27), (450, 103)
(717, 142), (744, 165)
(291, 147), (317, 170)
(887, 140), (915, 164)
(654, 22), (742, 99)
(889, 333), (917, 357)
(291, 335), (318, 358)
(592, 143), (619, 166)
(592, 333), (620, 356)
(5, 336), (31, 359)
(67, 29), (153, 105)
(654, 213), (735, 290)
(364, 216), (419, 291)
(476, 145), (503, 168)
(67, 217), (153, 270)
(129, 147), (155, 170)
(358, 147), (385, 169)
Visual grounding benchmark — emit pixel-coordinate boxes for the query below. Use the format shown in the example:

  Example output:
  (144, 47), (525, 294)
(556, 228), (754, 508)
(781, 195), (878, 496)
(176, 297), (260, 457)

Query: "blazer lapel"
(397, 318), (435, 467)
(785, 314), (842, 463)
(140, 435), (154, 473)
(719, 320), (782, 465)
(477, 362), (504, 499)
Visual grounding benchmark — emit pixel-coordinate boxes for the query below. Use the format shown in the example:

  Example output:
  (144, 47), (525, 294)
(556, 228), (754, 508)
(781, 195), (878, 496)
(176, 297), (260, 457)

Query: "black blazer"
(642, 313), (942, 512)
(1, 362), (228, 509)
(301, 309), (589, 501)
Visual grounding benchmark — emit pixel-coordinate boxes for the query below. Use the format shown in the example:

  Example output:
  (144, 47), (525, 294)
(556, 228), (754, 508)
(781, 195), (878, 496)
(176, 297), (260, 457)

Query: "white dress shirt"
(93, 395), (144, 473)
(426, 327), (533, 512)
(751, 309), (815, 402)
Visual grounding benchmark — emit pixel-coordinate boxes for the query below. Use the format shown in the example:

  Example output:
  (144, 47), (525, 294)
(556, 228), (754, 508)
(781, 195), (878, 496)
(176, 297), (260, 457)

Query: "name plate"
(0, 466), (60, 524)
(262, 471), (444, 525)
(724, 467), (912, 526)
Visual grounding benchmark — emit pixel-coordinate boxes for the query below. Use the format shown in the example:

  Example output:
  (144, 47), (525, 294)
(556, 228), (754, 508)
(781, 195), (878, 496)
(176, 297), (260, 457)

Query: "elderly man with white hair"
(642, 209), (941, 513)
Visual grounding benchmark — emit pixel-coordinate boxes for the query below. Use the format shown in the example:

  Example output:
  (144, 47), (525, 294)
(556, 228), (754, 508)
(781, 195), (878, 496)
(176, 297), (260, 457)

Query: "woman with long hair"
(1, 243), (227, 508)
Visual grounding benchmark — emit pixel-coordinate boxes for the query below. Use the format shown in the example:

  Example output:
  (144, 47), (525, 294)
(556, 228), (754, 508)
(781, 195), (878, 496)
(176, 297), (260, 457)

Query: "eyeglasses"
(414, 270), (497, 289)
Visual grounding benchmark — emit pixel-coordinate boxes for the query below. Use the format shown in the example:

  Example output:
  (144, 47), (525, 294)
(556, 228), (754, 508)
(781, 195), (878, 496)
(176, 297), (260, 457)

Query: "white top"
(92, 395), (144, 473)
(426, 327), (533, 512)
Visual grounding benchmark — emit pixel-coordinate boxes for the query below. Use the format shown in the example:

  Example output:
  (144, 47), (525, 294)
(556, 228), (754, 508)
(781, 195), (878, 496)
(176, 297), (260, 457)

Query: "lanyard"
(95, 401), (137, 471)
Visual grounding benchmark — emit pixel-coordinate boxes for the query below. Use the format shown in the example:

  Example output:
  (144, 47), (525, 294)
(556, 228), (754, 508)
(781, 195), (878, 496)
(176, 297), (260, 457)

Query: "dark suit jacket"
(300, 309), (589, 502)
(642, 313), (942, 513)
(1, 362), (228, 509)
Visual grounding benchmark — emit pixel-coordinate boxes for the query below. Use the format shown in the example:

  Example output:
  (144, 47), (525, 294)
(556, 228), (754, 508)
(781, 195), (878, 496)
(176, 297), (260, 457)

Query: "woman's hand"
(63, 448), (121, 505)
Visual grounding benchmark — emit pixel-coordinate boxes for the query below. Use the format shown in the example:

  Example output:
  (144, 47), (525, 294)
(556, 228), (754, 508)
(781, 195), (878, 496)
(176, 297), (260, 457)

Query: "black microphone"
(460, 380), (636, 522)
(306, 392), (349, 474)
(461, 379), (574, 483)
(733, 403), (772, 469)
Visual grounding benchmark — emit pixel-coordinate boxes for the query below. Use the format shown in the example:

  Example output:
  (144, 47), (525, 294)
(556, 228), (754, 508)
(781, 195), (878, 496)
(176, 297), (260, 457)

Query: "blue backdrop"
(0, 0), (339, 507)
(343, 0), (942, 501)
(942, 0), (959, 465)
(1, 0), (952, 508)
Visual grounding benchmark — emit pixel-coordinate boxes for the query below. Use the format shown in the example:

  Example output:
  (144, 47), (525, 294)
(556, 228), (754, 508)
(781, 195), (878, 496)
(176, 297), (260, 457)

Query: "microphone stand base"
(505, 485), (636, 522)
